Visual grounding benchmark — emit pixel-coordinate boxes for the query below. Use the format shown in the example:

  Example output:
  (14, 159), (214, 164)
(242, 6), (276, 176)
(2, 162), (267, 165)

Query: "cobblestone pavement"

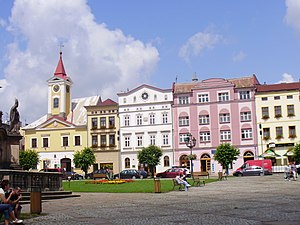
(21, 174), (300, 225)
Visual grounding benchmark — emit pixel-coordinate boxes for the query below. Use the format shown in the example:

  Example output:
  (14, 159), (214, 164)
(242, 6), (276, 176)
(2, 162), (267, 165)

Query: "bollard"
(30, 187), (42, 214)
(154, 178), (161, 193)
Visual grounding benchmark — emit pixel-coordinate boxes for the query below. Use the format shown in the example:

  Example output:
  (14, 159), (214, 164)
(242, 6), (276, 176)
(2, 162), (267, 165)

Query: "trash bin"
(30, 187), (42, 214)
(154, 178), (161, 193)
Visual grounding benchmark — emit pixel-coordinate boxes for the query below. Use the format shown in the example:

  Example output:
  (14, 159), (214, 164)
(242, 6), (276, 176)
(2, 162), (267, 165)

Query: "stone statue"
(9, 99), (20, 133)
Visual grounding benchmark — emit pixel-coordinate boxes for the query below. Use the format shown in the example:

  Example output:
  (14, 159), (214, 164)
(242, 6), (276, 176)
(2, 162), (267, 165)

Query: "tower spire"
(54, 51), (67, 79)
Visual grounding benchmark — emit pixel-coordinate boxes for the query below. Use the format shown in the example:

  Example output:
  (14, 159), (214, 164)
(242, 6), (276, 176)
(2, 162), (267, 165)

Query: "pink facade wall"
(172, 78), (258, 174)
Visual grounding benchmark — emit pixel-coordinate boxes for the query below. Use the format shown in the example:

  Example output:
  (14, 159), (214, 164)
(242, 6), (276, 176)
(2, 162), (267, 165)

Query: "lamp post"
(184, 133), (196, 176)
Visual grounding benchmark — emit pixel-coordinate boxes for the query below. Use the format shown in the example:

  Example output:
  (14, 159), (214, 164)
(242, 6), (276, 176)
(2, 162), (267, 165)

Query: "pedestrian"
(284, 164), (291, 181)
(0, 180), (23, 224)
(5, 186), (22, 219)
(291, 162), (297, 181)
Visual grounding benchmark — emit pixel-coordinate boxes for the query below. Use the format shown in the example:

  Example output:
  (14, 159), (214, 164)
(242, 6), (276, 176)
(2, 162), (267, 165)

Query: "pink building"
(172, 75), (260, 175)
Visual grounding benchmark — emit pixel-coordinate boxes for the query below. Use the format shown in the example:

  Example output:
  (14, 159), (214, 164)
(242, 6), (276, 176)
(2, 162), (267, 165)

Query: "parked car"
(63, 171), (84, 180)
(233, 166), (265, 177)
(138, 170), (148, 179)
(86, 169), (108, 179)
(235, 159), (272, 175)
(114, 169), (144, 179)
(39, 168), (64, 173)
(155, 168), (184, 178)
(171, 166), (191, 177)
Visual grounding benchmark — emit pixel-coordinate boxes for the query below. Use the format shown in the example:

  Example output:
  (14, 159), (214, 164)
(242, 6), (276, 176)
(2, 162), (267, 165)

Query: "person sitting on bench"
(175, 172), (191, 191)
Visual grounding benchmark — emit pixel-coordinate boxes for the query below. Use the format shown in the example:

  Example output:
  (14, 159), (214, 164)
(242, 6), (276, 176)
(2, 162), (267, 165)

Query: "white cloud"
(277, 73), (296, 83)
(285, 0), (300, 36)
(232, 51), (246, 62)
(178, 29), (222, 62)
(0, 0), (159, 123)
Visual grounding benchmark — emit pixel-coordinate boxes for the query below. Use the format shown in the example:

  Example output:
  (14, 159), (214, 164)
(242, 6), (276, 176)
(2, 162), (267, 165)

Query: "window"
(218, 92), (229, 102)
(149, 114), (155, 125)
(262, 97), (268, 101)
(31, 138), (37, 148)
(179, 96), (189, 105)
(198, 94), (209, 103)
(220, 130), (231, 141)
(287, 95), (293, 99)
(288, 126), (296, 138)
(164, 156), (170, 167)
(241, 129), (252, 139)
(109, 135), (115, 146)
(287, 105), (295, 116)
(150, 135), (156, 145)
(199, 115), (209, 125)
(125, 136), (130, 147)
(137, 136), (143, 147)
(274, 106), (282, 118)
(163, 134), (169, 145)
(164, 95), (168, 100)
(262, 107), (269, 119)
(42, 138), (49, 148)
(179, 116), (189, 126)
(133, 96), (136, 102)
(53, 98), (59, 108)
(263, 128), (270, 140)
(92, 118), (98, 129)
(125, 158), (130, 168)
(200, 132), (210, 142)
(124, 115), (130, 126)
(92, 135), (98, 146)
(219, 113), (230, 123)
(100, 117), (106, 128)
(239, 91), (250, 100)
(274, 96), (280, 100)
(240, 112), (251, 122)
(109, 116), (115, 128)
(123, 98), (127, 104)
(179, 133), (190, 143)
(276, 127), (283, 139)
(101, 135), (106, 146)
(74, 136), (81, 146)
(162, 113), (168, 124)
(62, 136), (69, 147)
(136, 115), (142, 125)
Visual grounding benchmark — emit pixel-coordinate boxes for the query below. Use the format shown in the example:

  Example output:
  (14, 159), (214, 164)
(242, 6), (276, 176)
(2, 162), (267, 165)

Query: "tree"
(214, 143), (240, 173)
(137, 145), (163, 177)
(293, 144), (300, 163)
(73, 147), (96, 178)
(19, 149), (39, 170)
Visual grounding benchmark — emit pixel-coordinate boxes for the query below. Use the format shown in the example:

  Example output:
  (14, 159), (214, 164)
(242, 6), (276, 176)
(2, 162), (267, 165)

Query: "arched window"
(164, 156), (170, 167)
(125, 158), (130, 168)
(53, 98), (59, 108)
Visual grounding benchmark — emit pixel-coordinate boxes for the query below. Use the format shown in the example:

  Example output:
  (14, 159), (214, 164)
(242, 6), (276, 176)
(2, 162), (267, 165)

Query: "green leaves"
(214, 143), (240, 170)
(293, 144), (300, 163)
(19, 149), (39, 170)
(73, 147), (96, 176)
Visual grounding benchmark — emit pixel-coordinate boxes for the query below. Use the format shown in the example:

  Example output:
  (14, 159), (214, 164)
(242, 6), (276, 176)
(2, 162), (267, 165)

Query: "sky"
(0, 0), (300, 124)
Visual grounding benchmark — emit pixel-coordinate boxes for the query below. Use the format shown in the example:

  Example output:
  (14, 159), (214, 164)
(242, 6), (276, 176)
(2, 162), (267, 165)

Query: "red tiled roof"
(228, 75), (260, 88)
(256, 82), (300, 92)
(54, 52), (68, 80)
(99, 98), (118, 106)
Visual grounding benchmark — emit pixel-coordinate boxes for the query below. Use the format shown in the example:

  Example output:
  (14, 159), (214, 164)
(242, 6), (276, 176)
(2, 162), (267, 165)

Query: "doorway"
(200, 154), (211, 172)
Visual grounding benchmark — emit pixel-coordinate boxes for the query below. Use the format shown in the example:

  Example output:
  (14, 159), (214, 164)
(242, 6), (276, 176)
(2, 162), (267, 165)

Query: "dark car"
(63, 171), (84, 180)
(87, 169), (108, 179)
(233, 166), (264, 177)
(138, 170), (148, 179)
(156, 168), (184, 178)
(114, 169), (144, 179)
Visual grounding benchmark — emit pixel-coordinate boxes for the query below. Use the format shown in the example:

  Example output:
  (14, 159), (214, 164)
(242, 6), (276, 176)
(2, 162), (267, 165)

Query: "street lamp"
(184, 133), (196, 176)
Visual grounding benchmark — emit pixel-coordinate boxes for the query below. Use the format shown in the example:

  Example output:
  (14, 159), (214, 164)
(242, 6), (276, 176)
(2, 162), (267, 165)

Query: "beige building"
(85, 99), (120, 174)
(22, 52), (100, 172)
(255, 82), (300, 167)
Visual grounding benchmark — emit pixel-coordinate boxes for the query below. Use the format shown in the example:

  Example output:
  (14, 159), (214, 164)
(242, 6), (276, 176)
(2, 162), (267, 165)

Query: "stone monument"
(0, 99), (23, 169)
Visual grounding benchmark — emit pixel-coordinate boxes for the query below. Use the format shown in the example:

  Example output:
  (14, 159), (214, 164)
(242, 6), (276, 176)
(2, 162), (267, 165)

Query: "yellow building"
(22, 52), (100, 172)
(255, 82), (300, 167)
(85, 99), (120, 174)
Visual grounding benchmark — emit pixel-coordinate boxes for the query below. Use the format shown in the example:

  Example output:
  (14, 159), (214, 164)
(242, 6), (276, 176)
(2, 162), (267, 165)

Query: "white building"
(117, 84), (173, 173)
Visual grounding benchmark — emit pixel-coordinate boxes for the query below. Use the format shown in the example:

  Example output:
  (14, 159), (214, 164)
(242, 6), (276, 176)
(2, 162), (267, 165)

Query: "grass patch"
(63, 178), (218, 193)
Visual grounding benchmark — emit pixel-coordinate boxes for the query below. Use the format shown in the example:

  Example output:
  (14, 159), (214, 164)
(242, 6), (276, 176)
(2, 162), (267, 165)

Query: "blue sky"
(0, 0), (300, 123)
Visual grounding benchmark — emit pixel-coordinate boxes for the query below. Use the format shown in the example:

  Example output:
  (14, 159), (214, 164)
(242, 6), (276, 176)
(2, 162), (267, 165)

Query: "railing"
(0, 169), (63, 191)
(272, 166), (285, 173)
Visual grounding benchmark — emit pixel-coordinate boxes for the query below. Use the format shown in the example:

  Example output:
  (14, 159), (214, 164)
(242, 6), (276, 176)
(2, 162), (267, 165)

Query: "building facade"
(85, 99), (120, 174)
(118, 84), (174, 173)
(172, 75), (259, 174)
(255, 82), (300, 167)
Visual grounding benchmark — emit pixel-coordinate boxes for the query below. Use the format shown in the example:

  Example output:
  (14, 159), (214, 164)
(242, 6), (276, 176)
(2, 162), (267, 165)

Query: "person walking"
(284, 164), (291, 181)
(291, 162), (297, 181)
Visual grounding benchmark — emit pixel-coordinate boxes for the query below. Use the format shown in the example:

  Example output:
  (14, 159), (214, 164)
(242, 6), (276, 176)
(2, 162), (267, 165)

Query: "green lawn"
(63, 178), (218, 193)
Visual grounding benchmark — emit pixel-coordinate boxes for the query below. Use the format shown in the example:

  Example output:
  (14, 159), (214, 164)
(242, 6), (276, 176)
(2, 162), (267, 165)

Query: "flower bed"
(85, 179), (135, 184)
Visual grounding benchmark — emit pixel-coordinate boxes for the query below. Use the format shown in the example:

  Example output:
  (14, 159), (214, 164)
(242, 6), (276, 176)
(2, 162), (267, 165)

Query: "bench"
(218, 171), (228, 181)
(192, 171), (209, 179)
(172, 179), (184, 191)
(93, 173), (109, 180)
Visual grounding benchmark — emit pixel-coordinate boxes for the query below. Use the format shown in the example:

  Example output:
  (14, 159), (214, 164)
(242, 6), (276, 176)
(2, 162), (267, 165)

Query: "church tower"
(47, 52), (73, 119)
